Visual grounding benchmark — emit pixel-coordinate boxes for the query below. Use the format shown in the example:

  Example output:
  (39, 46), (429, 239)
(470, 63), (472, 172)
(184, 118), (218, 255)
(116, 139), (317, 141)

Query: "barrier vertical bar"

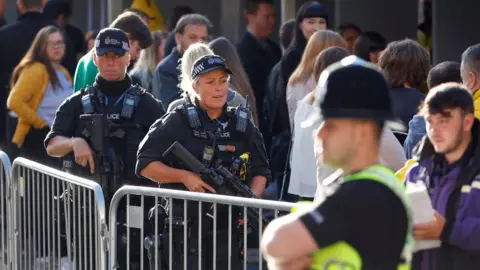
(0, 151), (11, 270)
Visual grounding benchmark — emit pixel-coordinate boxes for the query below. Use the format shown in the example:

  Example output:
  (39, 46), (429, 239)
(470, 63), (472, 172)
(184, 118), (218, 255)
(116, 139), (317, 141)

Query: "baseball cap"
(191, 55), (232, 80)
(302, 55), (405, 131)
(95, 28), (130, 56)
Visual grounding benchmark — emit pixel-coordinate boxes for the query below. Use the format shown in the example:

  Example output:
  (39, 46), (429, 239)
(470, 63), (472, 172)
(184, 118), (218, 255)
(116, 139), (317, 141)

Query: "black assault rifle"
(79, 114), (139, 204)
(162, 141), (269, 231)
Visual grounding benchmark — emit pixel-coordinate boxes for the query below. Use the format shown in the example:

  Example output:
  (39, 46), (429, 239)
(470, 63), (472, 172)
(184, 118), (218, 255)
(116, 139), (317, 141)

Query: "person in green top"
(73, 11), (152, 92)
(261, 56), (413, 270)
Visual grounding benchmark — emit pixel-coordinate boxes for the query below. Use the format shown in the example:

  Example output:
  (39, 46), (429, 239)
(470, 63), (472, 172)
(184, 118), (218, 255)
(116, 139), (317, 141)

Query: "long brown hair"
(289, 30), (346, 86)
(11, 26), (64, 90)
(208, 37), (259, 125)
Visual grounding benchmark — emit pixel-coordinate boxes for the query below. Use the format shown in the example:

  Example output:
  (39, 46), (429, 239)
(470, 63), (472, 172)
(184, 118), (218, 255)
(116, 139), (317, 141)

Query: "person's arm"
(285, 85), (296, 131)
(44, 94), (96, 172)
(250, 176), (267, 198)
(262, 181), (392, 263)
(7, 63), (47, 128)
(46, 136), (74, 157)
(44, 95), (78, 156)
(246, 126), (271, 198)
(262, 209), (319, 264)
(379, 127), (407, 171)
(136, 116), (193, 185)
(136, 114), (215, 193)
(441, 211), (480, 252)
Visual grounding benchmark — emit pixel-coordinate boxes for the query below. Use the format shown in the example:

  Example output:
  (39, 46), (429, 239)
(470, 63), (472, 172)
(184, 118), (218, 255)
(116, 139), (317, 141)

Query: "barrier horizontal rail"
(0, 151), (12, 270)
(109, 185), (295, 270)
(10, 157), (108, 270)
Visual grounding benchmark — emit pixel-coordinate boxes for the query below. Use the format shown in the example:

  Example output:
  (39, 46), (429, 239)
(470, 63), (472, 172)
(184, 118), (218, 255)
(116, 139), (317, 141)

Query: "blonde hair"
(307, 46), (350, 105)
(209, 37), (259, 125)
(179, 43), (214, 97)
(130, 30), (169, 87)
(288, 30), (347, 86)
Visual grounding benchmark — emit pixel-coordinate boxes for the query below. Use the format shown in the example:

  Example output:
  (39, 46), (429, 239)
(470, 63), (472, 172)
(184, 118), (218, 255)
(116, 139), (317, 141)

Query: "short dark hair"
(461, 44), (480, 77)
(245, 0), (274, 15)
(279, 19), (296, 51)
(353, 31), (386, 62)
(169, 6), (195, 30)
(355, 120), (384, 143)
(42, 0), (72, 19)
(378, 39), (431, 89)
(420, 82), (474, 117)
(336, 23), (361, 36)
(427, 61), (462, 89)
(175, 14), (212, 34)
(19, 0), (43, 9)
(110, 11), (153, 49)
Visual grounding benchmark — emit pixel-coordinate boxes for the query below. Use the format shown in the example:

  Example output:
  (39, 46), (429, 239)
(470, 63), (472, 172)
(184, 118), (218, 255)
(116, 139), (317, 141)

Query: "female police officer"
(136, 54), (270, 269)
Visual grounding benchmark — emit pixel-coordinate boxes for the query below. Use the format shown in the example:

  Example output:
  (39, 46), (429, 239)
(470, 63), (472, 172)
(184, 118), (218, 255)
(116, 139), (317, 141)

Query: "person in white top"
(289, 47), (349, 200)
(286, 30), (347, 129)
(288, 47), (408, 201)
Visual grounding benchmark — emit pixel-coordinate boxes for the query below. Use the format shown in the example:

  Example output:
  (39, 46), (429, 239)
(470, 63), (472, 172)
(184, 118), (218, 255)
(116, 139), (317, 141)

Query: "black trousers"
(6, 115), (60, 169)
(165, 226), (242, 270)
(5, 114), (19, 159)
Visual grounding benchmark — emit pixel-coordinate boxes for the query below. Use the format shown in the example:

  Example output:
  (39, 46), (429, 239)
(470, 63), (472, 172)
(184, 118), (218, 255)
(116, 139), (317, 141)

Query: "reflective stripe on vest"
(292, 165), (414, 270)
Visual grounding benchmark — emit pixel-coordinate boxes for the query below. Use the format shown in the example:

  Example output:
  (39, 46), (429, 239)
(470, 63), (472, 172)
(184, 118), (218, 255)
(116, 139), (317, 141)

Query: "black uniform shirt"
(300, 178), (408, 269)
(44, 75), (165, 185)
(136, 100), (271, 190)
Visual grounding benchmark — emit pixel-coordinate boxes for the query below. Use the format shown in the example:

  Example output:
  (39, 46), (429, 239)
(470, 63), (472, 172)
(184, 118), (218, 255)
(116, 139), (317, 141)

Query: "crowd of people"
(0, 0), (479, 269)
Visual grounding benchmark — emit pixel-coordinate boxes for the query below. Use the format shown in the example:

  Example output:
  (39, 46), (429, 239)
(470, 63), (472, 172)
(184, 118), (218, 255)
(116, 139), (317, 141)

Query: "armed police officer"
(136, 54), (270, 270)
(44, 28), (165, 269)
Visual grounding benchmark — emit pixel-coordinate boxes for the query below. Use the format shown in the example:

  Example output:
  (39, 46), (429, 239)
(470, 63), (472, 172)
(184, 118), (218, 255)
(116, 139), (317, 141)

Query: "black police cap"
(191, 55), (232, 80)
(302, 56), (405, 131)
(95, 28), (130, 56)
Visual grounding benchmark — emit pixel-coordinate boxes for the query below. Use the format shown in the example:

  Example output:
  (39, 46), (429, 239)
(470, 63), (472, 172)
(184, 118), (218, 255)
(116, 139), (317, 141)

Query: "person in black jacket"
(154, 13), (211, 109)
(280, 1), (328, 88)
(237, 0), (281, 117)
(43, 0), (86, 61)
(0, 0), (76, 153)
(163, 5), (194, 58)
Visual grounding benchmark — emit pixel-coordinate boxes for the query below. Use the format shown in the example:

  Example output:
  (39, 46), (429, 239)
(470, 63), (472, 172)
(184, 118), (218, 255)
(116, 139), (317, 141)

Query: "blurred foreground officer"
(137, 55), (270, 269)
(261, 56), (413, 270)
(406, 83), (480, 270)
(44, 28), (164, 269)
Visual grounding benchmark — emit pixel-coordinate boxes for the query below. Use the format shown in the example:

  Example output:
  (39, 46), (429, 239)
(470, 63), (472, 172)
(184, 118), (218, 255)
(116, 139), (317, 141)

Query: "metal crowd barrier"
(10, 158), (108, 270)
(0, 151), (12, 269)
(109, 186), (295, 270)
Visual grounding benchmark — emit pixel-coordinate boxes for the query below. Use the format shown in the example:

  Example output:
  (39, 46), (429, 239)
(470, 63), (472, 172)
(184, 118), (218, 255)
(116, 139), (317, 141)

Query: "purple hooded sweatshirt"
(405, 120), (480, 270)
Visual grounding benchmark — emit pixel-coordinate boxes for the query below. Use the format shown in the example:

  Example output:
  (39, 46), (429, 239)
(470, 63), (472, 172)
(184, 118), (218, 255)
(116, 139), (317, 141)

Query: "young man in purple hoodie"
(406, 83), (480, 270)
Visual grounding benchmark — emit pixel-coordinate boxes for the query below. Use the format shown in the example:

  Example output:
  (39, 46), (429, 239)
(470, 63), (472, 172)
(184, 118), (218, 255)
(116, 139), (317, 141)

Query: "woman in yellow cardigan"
(7, 26), (72, 167)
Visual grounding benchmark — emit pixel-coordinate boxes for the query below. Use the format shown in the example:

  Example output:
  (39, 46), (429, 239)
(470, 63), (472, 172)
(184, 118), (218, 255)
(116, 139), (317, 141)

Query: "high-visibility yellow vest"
(292, 165), (414, 270)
